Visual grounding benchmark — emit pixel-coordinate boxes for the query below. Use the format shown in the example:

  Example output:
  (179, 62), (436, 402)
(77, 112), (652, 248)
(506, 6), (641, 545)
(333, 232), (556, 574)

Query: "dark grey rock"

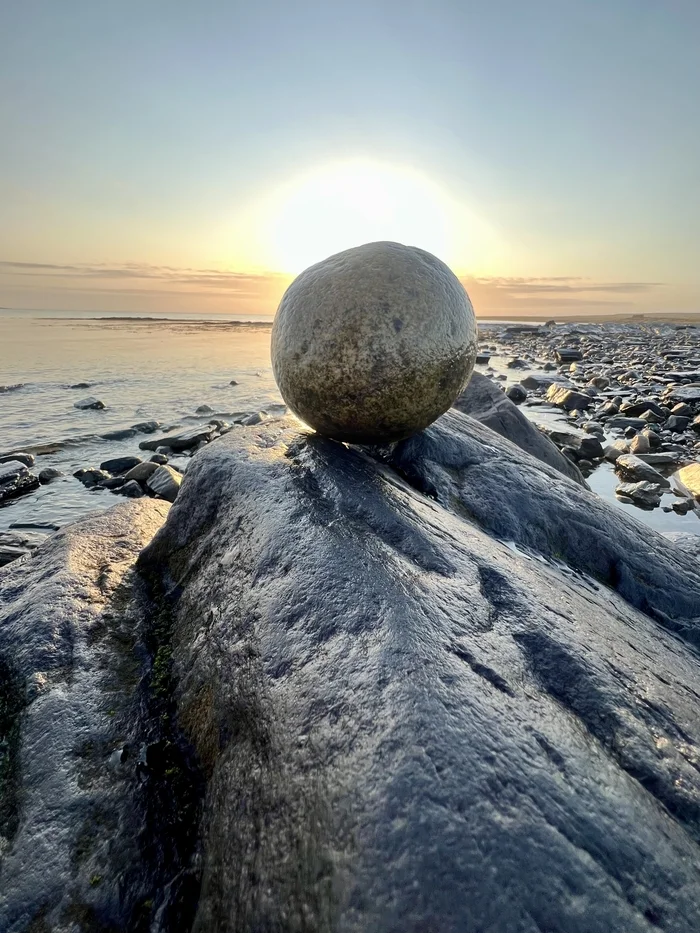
(38, 468), (64, 484)
(619, 400), (666, 418)
(554, 347), (583, 362)
(74, 468), (111, 488)
(672, 403), (694, 417)
(0, 452), (35, 468)
(139, 424), (218, 452)
(149, 453), (168, 465)
(0, 530), (47, 567)
(124, 461), (160, 483)
(241, 412), (264, 426)
(0, 460), (40, 503)
(73, 396), (105, 410)
(578, 435), (605, 459)
(506, 384), (527, 404)
(196, 404), (214, 414)
(664, 386), (700, 405)
(616, 480), (663, 506)
(615, 454), (671, 487)
(146, 465), (182, 501)
(131, 420), (162, 434)
(100, 427), (137, 441)
(100, 456), (142, 475)
(0, 501), (172, 931)
(229, 379), (239, 385)
(604, 416), (647, 430)
(102, 476), (127, 490)
(135, 415), (700, 931)
(453, 374), (585, 485)
(666, 415), (690, 433)
(520, 373), (570, 391)
(117, 479), (145, 498)
(0, 384), (24, 393)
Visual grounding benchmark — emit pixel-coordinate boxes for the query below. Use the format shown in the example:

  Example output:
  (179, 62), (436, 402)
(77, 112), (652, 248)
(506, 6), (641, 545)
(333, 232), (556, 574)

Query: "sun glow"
(263, 161), (456, 274)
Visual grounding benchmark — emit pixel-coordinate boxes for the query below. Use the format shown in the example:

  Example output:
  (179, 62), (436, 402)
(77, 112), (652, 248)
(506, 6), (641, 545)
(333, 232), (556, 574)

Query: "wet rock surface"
(0, 500), (176, 932)
(0, 460), (40, 505)
(2, 410), (700, 929)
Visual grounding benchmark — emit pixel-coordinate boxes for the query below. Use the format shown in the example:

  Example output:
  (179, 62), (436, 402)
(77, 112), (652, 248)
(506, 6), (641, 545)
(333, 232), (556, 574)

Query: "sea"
(1, 308), (698, 539)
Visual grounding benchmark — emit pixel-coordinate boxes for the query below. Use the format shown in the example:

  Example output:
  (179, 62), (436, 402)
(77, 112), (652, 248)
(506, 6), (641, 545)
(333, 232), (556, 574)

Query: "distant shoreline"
(2, 309), (699, 326)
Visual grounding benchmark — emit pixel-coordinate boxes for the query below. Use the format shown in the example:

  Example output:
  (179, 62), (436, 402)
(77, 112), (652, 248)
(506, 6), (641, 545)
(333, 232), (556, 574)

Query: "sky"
(1, 0), (698, 318)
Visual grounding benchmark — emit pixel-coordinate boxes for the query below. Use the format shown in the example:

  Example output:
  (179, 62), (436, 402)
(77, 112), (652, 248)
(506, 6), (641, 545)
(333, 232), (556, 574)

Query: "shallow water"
(1, 311), (698, 538)
(0, 312), (280, 530)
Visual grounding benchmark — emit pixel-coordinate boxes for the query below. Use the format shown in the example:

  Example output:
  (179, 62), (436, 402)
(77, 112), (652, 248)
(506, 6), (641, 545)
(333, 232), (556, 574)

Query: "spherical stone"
(271, 241), (478, 443)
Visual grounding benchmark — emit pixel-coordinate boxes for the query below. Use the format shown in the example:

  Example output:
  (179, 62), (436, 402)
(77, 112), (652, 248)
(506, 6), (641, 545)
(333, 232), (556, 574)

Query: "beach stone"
(616, 480), (663, 506)
(0, 452), (35, 468)
(629, 434), (650, 454)
(615, 454), (671, 487)
(545, 385), (592, 411)
(100, 455), (142, 475)
(124, 461), (160, 483)
(38, 468), (64, 484)
(0, 460), (40, 503)
(506, 384), (527, 404)
(672, 464), (700, 501)
(74, 468), (110, 489)
(73, 396), (105, 410)
(554, 347), (583, 362)
(146, 465), (182, 502)
(271, 241), (477, 443)
(666, 414), (690, 433)
(117, 479), (145, 498)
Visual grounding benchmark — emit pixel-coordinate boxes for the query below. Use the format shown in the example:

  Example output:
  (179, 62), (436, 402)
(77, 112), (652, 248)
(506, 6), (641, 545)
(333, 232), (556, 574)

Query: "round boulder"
(271, 241), (477, 443)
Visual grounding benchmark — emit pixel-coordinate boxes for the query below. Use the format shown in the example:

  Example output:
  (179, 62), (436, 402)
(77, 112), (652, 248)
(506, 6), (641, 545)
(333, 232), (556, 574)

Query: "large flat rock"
(136, 414), (700, 932)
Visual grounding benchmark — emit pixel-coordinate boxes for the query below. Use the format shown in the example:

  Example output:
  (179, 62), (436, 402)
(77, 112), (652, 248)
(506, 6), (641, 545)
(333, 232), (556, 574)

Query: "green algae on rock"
(271, 241), (477, 443)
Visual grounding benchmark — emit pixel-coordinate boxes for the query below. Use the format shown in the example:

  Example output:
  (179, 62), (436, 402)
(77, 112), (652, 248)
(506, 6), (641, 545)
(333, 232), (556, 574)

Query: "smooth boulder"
(271, 241), (478, 443)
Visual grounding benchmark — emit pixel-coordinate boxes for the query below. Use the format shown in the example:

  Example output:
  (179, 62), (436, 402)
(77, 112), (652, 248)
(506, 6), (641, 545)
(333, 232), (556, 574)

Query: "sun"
(263, 161), (455, 274)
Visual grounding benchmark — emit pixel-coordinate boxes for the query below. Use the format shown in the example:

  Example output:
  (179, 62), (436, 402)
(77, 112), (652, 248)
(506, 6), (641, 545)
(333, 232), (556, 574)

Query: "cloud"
(462, 275), (663, 295)
(0, 260), (290, 294)
(0, 260), (667, 316)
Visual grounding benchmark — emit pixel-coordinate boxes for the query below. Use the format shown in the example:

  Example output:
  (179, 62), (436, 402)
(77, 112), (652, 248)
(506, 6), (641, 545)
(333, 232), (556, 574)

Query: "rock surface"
(0, 460), (40, 504)
(74, 396), (105, 410)
(453, 373), (585, 485)
(271, 241), (478, 443)
(0, 501), (172, 932)
(4, 411), (700, 931)
(139, 414), (700, 931)
(146, 465), (182, 502)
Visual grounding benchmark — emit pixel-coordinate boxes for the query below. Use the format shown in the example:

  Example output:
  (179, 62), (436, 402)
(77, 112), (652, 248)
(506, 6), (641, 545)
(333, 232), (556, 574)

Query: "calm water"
(1, 310), (698, 538)
(0, 312), (280, 530)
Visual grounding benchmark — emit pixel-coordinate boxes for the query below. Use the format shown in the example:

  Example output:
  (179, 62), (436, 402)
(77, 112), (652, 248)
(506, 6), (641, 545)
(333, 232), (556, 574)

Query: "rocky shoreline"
(1, 376), (700, 930)
(477, 320), (700, 515)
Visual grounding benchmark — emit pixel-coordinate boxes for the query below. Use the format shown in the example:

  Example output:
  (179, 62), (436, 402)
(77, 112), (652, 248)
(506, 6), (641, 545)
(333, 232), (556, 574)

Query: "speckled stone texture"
(271, 241), (478, 443)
